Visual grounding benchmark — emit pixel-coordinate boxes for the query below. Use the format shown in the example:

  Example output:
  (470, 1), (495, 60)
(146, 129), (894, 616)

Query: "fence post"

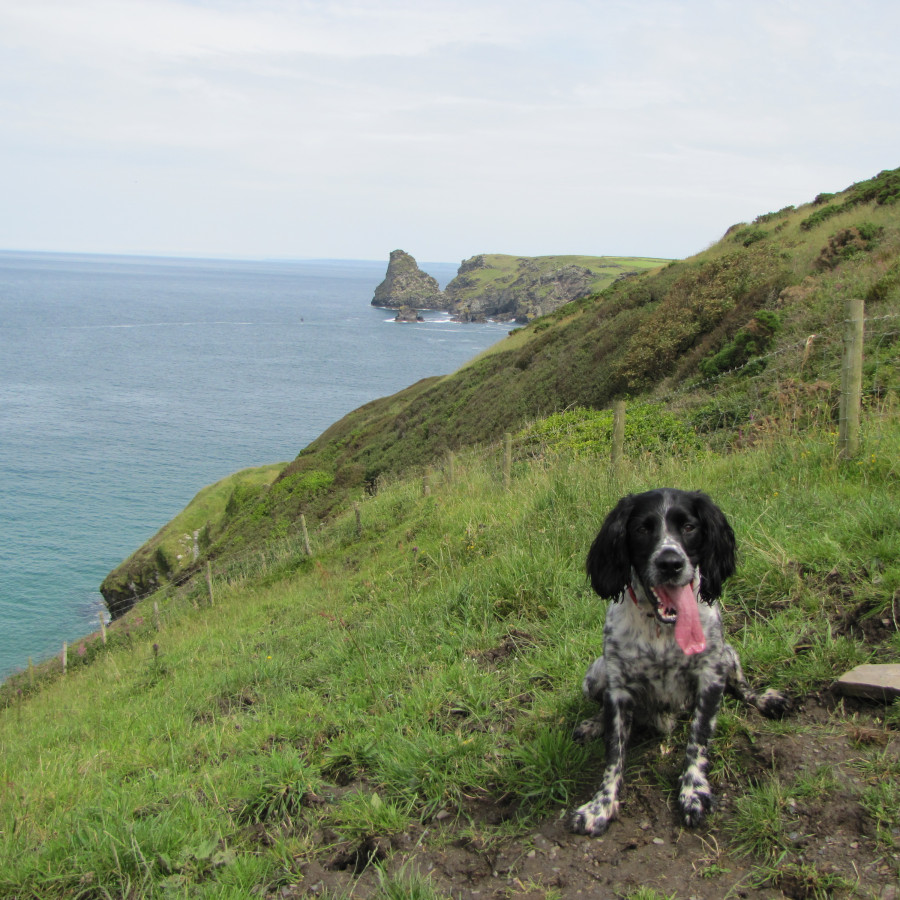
(300, 514), (312, 556)
(98, 610), (107, 645)
(354, 502), (362, 538)
(423, 466), (432, 497)
(838, 299), (864, 460)
(446, 450), (455, 485)
(503, 433), (512, 488)
(61, 641), (67, 676)
(153, 600), (160, 631)
(611, 400), (626, 480)
(206, 560), (215, 606)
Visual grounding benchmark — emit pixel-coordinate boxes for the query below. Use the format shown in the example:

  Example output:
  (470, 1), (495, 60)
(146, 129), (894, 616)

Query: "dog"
(570, 488), (789, 836)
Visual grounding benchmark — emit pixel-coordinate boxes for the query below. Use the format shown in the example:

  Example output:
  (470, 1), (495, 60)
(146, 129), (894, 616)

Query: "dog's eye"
(682, 523), (696, 534)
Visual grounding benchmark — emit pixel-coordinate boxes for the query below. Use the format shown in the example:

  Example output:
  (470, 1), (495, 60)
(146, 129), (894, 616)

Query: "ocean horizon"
(0, 250), (509, 680)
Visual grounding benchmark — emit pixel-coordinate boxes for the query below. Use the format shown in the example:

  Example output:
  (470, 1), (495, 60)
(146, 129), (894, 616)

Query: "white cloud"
(0, 0), (898, 260)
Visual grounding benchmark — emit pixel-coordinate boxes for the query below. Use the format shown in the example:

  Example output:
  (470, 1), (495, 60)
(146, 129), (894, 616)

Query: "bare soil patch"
(262, 693), (899, 899)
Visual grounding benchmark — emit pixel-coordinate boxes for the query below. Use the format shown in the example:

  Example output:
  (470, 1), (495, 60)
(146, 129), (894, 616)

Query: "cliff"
(371, 249), (445, 309)
(442, 254), (667, 322)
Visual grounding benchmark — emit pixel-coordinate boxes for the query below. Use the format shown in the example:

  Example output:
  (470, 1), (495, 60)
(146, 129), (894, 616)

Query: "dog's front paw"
(570, 797), (617, 836)
(572, 715), (604, 744)
(757, 688), (792, 719)
(678, 776), (714, 828)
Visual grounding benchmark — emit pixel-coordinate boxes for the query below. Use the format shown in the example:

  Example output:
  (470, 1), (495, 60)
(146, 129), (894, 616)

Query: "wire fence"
(5, 304), (898, 695)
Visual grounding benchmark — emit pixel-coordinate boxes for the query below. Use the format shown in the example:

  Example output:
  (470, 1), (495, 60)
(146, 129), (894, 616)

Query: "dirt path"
(270, 693), (898, 899)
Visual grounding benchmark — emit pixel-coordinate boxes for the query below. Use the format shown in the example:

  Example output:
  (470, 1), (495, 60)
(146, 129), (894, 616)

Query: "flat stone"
(835, 664), (900, 701)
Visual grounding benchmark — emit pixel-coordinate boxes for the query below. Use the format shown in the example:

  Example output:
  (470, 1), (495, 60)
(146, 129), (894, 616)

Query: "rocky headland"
(372, 250), (666, 323)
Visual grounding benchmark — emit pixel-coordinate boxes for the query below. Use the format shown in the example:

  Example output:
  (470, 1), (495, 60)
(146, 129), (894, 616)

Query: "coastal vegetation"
(2, 165), (899, 898)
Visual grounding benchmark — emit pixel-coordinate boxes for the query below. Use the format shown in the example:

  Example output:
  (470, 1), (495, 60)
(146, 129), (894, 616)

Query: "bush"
(699, 311), (780, 378)
(815, 224), (883, 270)
(733, 226), (769, 247)
(800, 204), (842, 231)
(866, 260), (900, 304)
(754, 206), (794, 224)
(519, 403), (699, 458)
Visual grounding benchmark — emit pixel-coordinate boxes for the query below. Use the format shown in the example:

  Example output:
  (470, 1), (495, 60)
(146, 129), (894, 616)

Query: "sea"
(0, 251), (509, 681)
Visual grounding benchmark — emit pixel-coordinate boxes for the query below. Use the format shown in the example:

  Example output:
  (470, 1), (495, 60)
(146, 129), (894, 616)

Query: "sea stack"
(371, 249), (445, 310)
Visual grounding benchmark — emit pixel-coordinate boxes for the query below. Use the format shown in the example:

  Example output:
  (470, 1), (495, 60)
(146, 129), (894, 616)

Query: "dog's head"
(586, 489), (736, 652)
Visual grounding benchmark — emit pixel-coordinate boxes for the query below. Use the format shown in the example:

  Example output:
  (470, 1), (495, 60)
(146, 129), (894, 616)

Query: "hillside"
(3, 387), (899, 899)
(101, 166), (900, 613)
(3, 165), (900, 900)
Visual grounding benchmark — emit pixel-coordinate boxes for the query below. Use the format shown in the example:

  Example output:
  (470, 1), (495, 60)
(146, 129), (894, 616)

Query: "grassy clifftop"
(101, 166), (900, 611)
(440, 253), (668, 322)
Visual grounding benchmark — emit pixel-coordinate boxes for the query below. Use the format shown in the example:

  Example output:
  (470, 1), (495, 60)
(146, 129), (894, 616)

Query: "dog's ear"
(586, 495), (634, 599)
(691, 491), (736, 602)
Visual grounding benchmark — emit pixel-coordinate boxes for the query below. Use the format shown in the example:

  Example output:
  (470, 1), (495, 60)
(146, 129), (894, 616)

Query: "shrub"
(519, 403), (699, 458)
(815, 224), (883, 270)
(799, 204), (841, 231)
(847, 166), (900, 206)
(866, 260), (900, 304)
(732, 226), (769, 247)
(698, 311), (780, 378)
(754, 205), (794, 224)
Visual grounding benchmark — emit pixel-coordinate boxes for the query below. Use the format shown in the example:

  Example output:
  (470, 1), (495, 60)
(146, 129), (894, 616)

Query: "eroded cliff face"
(443, 255), (599, 323)
(371, 250), (446, 310)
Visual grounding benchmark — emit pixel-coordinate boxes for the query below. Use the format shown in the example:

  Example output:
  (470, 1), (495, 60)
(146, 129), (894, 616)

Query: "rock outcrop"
(443, 255), (603, 323)
(372, 250), (662, 324)
(394, 306), (424, 322)
(371, 250), (445, 309)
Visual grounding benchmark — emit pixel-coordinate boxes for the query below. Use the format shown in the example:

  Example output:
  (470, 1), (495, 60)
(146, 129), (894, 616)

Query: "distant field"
(451, 253), (670, 298)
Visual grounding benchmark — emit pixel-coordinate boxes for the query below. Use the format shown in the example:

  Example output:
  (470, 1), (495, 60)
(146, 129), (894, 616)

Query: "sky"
(1, 0), (898, 264)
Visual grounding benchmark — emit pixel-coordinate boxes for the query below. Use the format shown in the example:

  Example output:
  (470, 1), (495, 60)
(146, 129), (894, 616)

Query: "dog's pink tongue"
(662, 584), (706, 655)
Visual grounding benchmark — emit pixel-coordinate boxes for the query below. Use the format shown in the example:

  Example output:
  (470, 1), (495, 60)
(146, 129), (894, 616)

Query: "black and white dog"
(570, 489), (789, 836)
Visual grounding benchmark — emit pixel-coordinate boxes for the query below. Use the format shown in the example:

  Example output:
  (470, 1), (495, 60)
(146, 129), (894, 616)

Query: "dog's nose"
(655, 549), (686, 581)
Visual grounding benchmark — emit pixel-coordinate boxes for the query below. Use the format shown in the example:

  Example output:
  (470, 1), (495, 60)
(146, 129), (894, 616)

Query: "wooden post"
(838, 299), (864, 460)
(61, 641), (67, 675)
(98, 610), (107, 645)
(611, 400), (626, 479)
(206, 560), (215, 607)
(153, 600), (160, 631)
(503, 433), (512, 488)
(447, 450), (455, 485)
(423, 466), (432, 497)
(353, 502), (362, 538)
(300, 514), (312, 556)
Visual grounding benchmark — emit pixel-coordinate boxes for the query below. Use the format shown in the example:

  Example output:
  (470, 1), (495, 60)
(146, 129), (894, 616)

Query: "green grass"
(2, 404), (898, 897)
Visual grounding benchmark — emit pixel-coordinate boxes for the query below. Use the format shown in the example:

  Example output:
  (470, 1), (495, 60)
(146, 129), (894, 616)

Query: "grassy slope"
(2, 412), (898, 897)
(101, 167), (900, 607)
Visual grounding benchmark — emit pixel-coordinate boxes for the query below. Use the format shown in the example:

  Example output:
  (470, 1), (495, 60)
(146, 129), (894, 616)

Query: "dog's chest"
(602, 599), (720, 712)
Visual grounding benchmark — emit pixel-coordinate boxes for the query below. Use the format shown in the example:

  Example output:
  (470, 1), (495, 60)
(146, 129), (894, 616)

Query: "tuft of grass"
(235, 746), (323, 825)
(727, 778), (794, 861)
